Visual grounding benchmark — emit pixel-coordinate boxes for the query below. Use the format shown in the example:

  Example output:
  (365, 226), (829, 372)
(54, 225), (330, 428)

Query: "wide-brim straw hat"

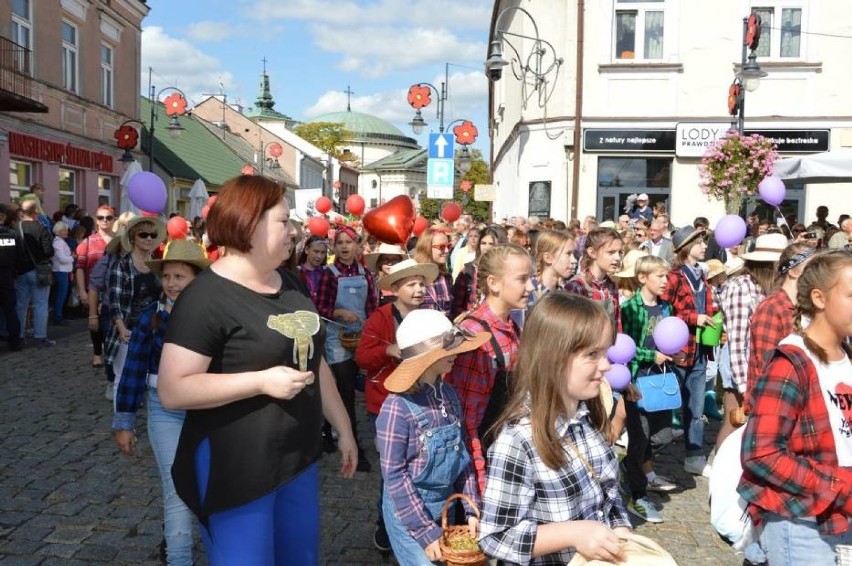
(724, 256), (745, 276)
(364, 243), (407, 273)
(741, 233), (787, 262)
(614, 249), (648, 279)
(384, 310), (491, 393)
(378, 258), (439, 291)
(106, 231), (126, 255)
(145, 239), (211, 276)
(705, 259), (726, 280)
(121, 216), (167, 252)
(672, 226), (706, 252)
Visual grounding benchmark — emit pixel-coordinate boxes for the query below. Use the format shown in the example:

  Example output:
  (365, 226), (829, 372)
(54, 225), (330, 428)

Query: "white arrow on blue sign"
(428, 133), (454, 159)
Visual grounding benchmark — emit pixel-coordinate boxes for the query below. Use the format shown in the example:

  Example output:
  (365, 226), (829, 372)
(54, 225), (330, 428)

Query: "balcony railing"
(0, 36), (48, 112)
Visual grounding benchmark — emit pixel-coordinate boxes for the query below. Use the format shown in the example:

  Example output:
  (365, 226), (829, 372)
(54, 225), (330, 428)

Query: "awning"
(773, 151), (852, 184)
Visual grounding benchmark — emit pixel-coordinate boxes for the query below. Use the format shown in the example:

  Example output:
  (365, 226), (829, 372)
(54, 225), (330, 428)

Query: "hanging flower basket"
(698, 132), (778, 213)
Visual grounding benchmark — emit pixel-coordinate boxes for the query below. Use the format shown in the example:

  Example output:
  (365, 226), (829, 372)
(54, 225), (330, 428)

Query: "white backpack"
(708, 425), (758, 552)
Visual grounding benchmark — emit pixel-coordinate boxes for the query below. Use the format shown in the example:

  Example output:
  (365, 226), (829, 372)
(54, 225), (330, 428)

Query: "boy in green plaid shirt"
(620, 255), (678, 524)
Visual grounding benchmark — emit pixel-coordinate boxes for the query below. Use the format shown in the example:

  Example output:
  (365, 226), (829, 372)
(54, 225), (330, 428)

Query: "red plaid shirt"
(720, 274), (765, 394)
(314, 258), (377, 320)
(738, 341), (852, 535)
(747, 289), (795, 412)
(421, 271), (453, 318)
(660, 266), (715, 367)
(563, 270), (622, 332)
(446, 302), (520, 493)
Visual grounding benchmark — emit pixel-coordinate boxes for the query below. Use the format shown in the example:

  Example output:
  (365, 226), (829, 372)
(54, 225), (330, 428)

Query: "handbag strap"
(18, 222), (40, 267)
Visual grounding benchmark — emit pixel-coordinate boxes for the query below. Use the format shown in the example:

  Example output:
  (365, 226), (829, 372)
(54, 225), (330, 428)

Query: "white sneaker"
(105, 382), (115, 401)
(627, 496), (664, 524)
(684, 455), (712, 477)
(647, 474), (678, 493)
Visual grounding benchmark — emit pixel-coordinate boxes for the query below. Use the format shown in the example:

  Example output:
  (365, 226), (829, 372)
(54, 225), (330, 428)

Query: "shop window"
(597, 157), (672, 221)
(11, 0), (32, 74)
(62, 20), (79, 93)
(614, 0), (665, 60)
(98, 175), (113, 207)
(101, 44), (114, 108)
(58, 169), (77, 211)
(751, 5), (803, 59)
(9, 160), (32, 202)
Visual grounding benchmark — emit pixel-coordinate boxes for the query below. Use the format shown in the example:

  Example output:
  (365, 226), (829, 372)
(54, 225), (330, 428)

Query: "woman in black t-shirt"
(158, 176), (357, 566)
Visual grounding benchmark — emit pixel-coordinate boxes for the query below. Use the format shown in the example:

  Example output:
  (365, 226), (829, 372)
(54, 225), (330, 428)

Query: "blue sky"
(141, 0), (493, 152)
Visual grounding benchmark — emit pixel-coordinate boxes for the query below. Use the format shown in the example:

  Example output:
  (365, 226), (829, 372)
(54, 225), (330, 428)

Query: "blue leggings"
(194, 439), (320, 566)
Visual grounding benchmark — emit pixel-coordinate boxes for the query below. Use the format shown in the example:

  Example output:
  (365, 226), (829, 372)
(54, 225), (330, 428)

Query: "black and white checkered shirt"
(479, 404), (631, 565)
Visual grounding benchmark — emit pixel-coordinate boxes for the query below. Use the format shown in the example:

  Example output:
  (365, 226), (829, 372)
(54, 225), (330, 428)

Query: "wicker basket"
(339, 330), (361, 352)
(439, 493), (487, 566)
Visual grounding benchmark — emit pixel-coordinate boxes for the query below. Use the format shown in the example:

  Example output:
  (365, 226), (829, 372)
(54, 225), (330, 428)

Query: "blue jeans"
(673, 353), (707, 456)
(195, 440), (319, 566)
(52, 272), (69, 322)
(759, 512), (852, 566)
(15, 270), (49, 339)
(369, 414), (384, 520)
(147, 388), (192, 566)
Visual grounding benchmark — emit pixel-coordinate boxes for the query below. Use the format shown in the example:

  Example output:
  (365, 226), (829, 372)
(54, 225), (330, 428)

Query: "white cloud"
(304, 89), (411, 124)
(184, 21), (235, 42)
(313, 25), (485, 77)
(141, 27), (236, 103)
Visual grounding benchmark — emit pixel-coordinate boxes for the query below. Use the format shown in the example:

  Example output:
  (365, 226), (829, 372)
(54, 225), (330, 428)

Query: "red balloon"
(442, 202), (462, 223)
(362, 195), (415, 245)
(307, 216), (330, 238)
(413, 216), (429, 237)
(167, 216), (189, 240)
(315, 196), (332, 214)
(141, 210), (158, 217)
(346, 194), (365, 217)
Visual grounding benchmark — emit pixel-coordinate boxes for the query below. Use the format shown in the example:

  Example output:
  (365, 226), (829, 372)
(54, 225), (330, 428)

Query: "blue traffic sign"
(428, 133), (454, 159)
(427, 158), (455, 199)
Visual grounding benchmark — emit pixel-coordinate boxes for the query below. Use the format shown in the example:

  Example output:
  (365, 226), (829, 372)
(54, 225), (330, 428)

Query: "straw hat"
(614, 249), (648, 279)
(599, 220), (617, 229)
(383, 310), (491, 393)
(377, 258), (439, 291)
(705, 259), (725, 280)
(106, 231), (126, 255)
(364, 243), (406, 273)
(121, 216), (167, 252)
(672, 226), (706, 252)
(741, 233), (787, 262)
(145, 239), (211, 276)
(724, 256), (745, 276)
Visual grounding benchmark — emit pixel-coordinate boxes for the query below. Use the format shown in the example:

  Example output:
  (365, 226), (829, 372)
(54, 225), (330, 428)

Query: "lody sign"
(676, 123), (830, 157)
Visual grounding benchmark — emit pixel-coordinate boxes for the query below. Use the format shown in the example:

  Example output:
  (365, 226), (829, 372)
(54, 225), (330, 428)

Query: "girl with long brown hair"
(479, 292), (632, 564)
(564, 228), (624, 328)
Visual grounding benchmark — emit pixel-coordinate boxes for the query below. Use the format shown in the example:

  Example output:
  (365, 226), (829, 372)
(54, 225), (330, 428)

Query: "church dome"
(309, 110), (418, 148)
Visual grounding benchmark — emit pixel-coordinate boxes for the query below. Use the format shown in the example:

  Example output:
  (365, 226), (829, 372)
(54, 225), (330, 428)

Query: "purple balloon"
(607, 333), (637, 365)
(758, 175), (786, 207)
(653, 316), (690, 356)
(714, 214), (748, 248)
(604, 364), (632, 391)
(127, 171), (167, 213)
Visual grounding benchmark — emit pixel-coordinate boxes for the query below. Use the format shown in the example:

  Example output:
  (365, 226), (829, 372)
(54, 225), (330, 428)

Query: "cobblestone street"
(0, 319), (742, 565)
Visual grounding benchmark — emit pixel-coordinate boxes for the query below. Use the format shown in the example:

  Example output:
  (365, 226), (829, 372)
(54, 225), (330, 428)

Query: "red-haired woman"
(158, 175), (357, 565)
(75, 204), (116, 367)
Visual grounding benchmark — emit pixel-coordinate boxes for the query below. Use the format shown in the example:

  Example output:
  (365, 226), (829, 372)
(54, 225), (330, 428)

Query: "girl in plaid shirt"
(479, 293), (632, 565)
(740, 250), (852, 565)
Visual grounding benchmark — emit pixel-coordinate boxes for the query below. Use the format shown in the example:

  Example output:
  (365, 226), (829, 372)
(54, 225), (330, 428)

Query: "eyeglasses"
(432, 244), (450, 252)
(96, 215), (114, 221)
(136, 231), (158, 240)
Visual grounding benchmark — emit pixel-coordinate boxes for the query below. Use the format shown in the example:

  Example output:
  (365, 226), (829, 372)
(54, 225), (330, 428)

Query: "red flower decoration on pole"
(460, 180), (473, 193)
(163, 92), (188, 117)
(241, 164), (256, 175)
(267, 142), (283, 158)
(115, 125), (139, 150)
(407, 84), (432, 109)
(453, 120), (478, 146)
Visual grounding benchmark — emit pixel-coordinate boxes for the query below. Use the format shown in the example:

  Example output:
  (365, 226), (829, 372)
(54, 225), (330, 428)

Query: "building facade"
(0, 0), (148, 213)
(488, 0), (851, 227)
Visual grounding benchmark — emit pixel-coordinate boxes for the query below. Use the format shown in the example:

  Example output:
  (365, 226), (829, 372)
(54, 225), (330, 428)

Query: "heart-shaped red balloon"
(362, 195), (415, 245)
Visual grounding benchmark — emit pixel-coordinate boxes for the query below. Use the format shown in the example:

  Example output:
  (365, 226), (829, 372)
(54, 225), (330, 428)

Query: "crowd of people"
(1, 177), (850, 565)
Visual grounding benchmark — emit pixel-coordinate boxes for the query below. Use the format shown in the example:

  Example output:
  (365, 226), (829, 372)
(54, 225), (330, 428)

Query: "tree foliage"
(419, 149), (491, 223)
(293, 122), (356, 161)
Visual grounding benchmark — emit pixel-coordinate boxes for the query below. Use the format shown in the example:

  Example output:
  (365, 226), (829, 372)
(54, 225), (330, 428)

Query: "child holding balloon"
(619, 255), (678, 524)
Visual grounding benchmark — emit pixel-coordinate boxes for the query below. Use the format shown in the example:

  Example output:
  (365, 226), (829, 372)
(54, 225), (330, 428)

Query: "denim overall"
(323, 264), (367, 365)
(382, 384), (471, 566)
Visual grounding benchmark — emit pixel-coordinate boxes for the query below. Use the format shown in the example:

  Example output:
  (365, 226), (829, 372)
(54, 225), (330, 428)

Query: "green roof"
(309, 110), (419, 148)
(140, 96), (247, 187)
(363, 149), (427, 172)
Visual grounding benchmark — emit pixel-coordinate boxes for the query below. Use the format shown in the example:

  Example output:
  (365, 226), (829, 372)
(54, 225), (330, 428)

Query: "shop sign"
(474, 183), (494, 202)
(8, 132), (114, 173)
(583, 129), (676, 153)
(676, 123), (830, 157)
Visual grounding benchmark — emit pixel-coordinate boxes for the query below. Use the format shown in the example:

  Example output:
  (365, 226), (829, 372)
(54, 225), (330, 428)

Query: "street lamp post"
(147, 83), (189, 171)
(729, 13), (768, 134)
(406, 65), (478, 175)
(115, 119), (145, 164)
(257, 141), (283, 176)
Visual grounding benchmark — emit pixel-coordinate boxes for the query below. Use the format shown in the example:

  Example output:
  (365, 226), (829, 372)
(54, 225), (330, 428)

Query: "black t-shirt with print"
(165, 267), (326, 519)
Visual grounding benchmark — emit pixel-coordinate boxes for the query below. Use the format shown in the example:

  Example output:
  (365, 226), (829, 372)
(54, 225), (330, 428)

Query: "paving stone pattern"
(0, 320), (741, 565)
